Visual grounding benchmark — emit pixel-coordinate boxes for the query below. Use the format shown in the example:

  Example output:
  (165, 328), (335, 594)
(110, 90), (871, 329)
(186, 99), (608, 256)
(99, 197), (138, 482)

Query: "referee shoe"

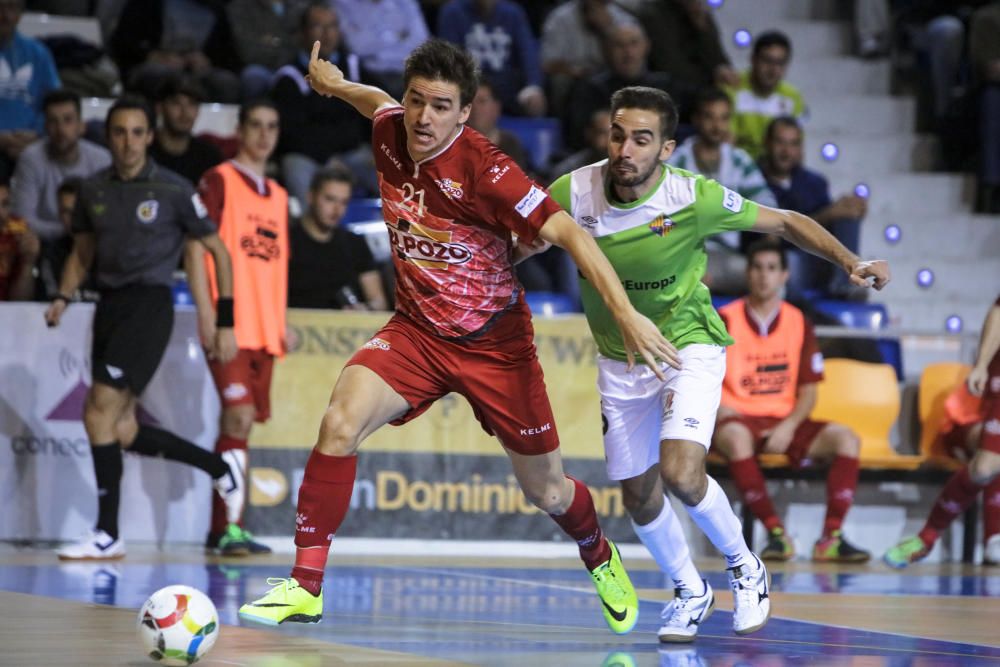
(214, 450), (247, 526)
(57, 529), (125, 561)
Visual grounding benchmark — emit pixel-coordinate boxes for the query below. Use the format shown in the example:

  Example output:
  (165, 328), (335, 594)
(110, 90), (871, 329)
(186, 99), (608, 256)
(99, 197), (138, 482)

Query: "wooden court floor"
(1, 544), (999, 666)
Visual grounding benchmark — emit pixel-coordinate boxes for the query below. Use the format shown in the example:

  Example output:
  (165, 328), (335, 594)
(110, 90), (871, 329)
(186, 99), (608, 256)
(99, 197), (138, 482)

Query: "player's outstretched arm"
(968, 302), (1000, 396)
(752, 206), (890, 291)
(537, 210), (680, 378)
(307, 41), (398, 119)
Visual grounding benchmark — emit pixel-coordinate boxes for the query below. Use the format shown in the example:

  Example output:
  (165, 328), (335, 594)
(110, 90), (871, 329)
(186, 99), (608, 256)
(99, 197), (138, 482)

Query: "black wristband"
(52, 293), (71, 304)
(216, 297), (234, 328)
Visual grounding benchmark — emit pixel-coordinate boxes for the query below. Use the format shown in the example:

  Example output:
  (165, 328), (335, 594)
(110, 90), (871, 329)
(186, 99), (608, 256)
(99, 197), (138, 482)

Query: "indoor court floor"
(1, 544), (999, 666)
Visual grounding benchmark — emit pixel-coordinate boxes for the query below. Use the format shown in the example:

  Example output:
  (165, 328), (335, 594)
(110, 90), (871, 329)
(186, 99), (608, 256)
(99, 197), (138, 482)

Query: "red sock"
(211, 435), (247, 534)
(982, 476), (1000, 542)
(549, 477), (611, 570)
(290, 450), (357, 596)
(728, 457), (782, 532)
(823, 455), (859, 536)
(919, 466), (983, 546)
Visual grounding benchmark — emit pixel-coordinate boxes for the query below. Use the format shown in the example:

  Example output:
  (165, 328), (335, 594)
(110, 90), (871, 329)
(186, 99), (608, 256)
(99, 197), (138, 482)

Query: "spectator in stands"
(271, 3), (376, 205)
(11, 89), (110, 246)
(225, 0), (309, 99)
(637, 0), (738, 90)
(548, 108), (609, 178)
(188, 99), (288, 556)
(109, 0), (241, 104)
(467, 78), (531, 172)
(757, 117), (867, 299)
(971, 2), (1000, 213)
(853, 0), (890, 58)
(436, 0), (546, 117)
(886, 295), (1000, 568)
(565, 24), (682, 150)
(540, 0), (638, 112)
(288, 165), (387, 310)
(332, 0), (429, 99)
(0, 0), (60, 179)
(668, 88), (776, 295)
(727, 31), (806, 159)
(150, 75), (224, 186)
(0, 179), (39, 301)
(713, 240), (871, 564)
(34, 177), (96, 301)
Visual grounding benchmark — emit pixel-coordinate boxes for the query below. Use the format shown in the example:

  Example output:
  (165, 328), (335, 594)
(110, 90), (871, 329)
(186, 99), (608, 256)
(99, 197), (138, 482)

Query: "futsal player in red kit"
(238, 39), (679, 634)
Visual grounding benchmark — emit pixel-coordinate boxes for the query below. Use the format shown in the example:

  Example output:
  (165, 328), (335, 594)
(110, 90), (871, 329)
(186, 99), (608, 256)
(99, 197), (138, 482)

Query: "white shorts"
(599, 344), (725, 481)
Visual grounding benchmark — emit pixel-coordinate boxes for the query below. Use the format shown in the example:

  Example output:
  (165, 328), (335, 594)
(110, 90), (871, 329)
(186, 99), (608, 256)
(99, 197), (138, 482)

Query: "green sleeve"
(694, 175), (760, 238)
(548, 173), (572, 215)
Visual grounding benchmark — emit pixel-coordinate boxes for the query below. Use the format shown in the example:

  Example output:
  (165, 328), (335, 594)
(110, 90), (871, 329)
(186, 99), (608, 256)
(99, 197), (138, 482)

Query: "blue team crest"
(136, 200), (159, 224)
(649, 214), (674, 237)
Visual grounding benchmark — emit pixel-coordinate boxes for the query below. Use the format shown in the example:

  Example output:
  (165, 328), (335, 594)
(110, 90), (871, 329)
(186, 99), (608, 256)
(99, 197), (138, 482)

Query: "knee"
(660, 460), (707, 506)
(115, 412), (139, 447)
(524, 477), (571, 515)
(83, 394), (117, 431)
(715, 426), (754, 461)
(622, 489), (662, 525)
(222, 409), (254, 439)
(968, 453), (1000, 485)
(316, 403), (363, 456)
(836, 428), (862, 458)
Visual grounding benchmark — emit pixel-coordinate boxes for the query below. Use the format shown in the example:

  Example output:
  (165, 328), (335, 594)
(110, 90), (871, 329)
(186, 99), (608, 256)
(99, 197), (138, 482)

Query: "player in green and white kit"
(540, 87), (890, 644)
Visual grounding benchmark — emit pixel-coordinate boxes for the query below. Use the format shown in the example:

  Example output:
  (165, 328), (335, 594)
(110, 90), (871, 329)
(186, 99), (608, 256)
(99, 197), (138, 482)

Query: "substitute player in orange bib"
(238, 39), (679, 634)
(187, 100), (288, 556)
(714, 239), (871, 563)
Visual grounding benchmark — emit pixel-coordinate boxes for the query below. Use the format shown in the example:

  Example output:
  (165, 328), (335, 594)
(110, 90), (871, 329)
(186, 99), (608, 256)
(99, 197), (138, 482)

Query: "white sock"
(684, 476), (755, 569)
(631, 496), (702, 592)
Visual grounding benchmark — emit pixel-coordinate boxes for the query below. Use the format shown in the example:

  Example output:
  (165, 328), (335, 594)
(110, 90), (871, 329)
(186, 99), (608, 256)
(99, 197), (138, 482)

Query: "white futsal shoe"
(56, 529), (125, 561)
(214, 449), (247, 524)
(727, 553), (771, 635)
(658, 580), (715, 643)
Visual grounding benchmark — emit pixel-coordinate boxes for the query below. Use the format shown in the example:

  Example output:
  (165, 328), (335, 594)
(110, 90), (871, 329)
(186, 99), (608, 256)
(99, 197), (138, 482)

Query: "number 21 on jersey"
(401, 182), (426, 218)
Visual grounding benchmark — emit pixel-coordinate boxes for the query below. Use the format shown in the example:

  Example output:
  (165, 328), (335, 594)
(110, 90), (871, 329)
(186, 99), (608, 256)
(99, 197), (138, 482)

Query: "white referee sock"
(631, 497), (702, 593)
(684, 476), (755, 569)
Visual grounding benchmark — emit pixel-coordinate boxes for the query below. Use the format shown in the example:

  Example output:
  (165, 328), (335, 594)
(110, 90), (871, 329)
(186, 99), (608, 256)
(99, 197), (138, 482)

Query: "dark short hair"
(693, 87), (731, 115)
(404, 39), (479, 108)
(106, 94), (155, 133)
(764, 115), (802, 143)
(300, 1), (335, 32)
(156, 73), (206, 103)
(610, 86), (678, 141)
(238, 98), (279, 126)
(746, 238), (788, 270)
(310, 162), (355, 192)
(58, 177), (83, 197)
(752, 30), (792, 59)
(42, 88), (81, 116)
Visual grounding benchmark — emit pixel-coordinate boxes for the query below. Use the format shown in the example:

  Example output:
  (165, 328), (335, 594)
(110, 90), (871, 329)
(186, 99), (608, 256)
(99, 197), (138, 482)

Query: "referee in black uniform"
(45, 96), (245, 561)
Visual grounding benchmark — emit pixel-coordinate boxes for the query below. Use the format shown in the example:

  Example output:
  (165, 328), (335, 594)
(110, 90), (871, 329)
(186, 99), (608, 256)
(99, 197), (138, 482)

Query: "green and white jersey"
(549, 161), (759, 362)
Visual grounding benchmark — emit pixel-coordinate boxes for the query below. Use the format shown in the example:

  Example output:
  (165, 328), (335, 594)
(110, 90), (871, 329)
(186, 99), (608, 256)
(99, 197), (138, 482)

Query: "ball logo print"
(137, 585), (219, 665)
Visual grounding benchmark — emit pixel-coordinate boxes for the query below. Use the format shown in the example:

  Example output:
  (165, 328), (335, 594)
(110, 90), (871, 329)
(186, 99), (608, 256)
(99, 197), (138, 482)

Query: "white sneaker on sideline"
(985, 534), (1000, 565)
(214, 449), (246, 524)
(728, 553), (770, 635)
(56, 529), (125, 561)
(658, 579), (715, 643)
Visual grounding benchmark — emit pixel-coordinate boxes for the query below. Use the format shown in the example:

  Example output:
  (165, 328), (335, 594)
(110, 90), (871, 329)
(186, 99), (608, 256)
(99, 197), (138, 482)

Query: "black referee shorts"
(91, 285), (174, 395)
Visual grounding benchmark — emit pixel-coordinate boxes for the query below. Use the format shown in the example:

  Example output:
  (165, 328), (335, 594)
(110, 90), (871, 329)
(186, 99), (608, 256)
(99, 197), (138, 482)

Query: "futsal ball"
(136, 585), (219, 665)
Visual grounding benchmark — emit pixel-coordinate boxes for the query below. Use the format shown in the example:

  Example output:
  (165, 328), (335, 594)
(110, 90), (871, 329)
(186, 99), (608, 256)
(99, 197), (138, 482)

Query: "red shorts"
(346, 305), (560, 456)
(717, 414), (829, 468)
(209, 348), (275, 422)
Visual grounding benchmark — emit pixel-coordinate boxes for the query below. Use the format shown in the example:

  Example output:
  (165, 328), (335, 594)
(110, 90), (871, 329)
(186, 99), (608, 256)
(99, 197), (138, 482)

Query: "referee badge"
(136, 200), (159, 224)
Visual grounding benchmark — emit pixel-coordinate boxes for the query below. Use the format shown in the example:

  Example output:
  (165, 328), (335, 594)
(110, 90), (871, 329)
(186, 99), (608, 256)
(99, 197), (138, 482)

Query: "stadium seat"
(525, 291), (576, 316)
(343, 198), (384, 224)
(917, 362), (972, 467)
(811, 359), (922, 469)
(814, 300), (888, 330)
(497, 116), (561, 172)
(19, 12), (102, 46)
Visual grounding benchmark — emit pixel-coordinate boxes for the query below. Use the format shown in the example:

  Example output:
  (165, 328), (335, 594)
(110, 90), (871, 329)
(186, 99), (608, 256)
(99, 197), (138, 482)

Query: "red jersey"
(372, 106), (562, 337)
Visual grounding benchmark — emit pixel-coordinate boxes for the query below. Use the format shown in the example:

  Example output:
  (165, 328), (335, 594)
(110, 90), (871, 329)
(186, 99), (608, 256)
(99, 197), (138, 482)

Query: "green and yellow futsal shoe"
(238, 578), (323, 625)
(883, 535), (931, 569)
(590, 540), (639, 634)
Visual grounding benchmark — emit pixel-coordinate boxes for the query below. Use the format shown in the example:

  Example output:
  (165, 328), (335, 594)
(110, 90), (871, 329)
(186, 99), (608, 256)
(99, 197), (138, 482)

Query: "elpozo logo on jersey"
(388, 218), (472, 269)
(434, 178), (464, 200)
(136, 199), (159, 224)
